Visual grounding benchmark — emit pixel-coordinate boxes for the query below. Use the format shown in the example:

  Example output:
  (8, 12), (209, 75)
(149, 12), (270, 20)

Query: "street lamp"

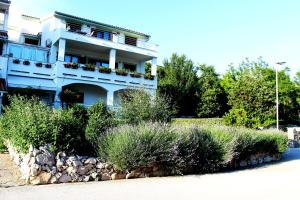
(275, 62), (286, 130)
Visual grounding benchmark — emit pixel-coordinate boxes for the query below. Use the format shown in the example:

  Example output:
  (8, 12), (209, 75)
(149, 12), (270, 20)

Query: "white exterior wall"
(1, 10), (158, 108)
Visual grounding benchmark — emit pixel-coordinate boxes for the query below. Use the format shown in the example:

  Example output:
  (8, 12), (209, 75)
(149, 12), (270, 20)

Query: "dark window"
(66, 22), (82, 32)
(124, 63), (136, 72)
(91, 28), (112, 41)
(125, 36), (137, 46)
(0, 42), (3, 55)
(24, 38), (39, 45)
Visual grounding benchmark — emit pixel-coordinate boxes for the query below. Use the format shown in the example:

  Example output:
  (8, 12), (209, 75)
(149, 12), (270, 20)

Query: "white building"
(0, 1), (158, 108)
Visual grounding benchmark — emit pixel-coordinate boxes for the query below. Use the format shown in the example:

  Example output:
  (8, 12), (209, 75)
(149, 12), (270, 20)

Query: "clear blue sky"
(10, 0), (300, 78)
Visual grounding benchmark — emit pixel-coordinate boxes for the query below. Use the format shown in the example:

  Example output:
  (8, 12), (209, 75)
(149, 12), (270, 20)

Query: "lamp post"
(275, 62), (286, 130)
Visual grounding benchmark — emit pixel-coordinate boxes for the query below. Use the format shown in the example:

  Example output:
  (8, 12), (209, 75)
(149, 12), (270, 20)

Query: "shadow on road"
(281, 148), (300, 162)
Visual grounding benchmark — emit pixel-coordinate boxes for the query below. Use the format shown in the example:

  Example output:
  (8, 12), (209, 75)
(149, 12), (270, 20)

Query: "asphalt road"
(1, 148), (299, 200)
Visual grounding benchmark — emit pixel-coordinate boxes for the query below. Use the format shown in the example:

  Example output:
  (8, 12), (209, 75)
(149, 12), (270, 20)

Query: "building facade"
(0, 1), (158, 108)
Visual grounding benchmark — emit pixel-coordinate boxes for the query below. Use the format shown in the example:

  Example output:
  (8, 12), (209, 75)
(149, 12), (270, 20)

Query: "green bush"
(172, 118), (225, 127)
(85, 101), (116, 150)
(98, 123), (177, 171)
(98, 123), (288, 173)
(175, 127), (226, 174)
(0, 96), (90, 154)
(119, 90), (175, 124)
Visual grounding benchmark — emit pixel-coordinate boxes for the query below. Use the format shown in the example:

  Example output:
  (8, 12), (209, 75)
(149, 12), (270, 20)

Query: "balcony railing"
(56, 61), (156, 88)
(64, 28), (158, 52)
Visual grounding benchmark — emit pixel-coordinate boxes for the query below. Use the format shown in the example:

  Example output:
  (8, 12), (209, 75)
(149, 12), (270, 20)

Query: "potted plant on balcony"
(71, 63), (79, 69)
(45, 64), (52, 68)
(144, 73), (155, 80)
(82, 64), (96, 71)
(64, 63), (72, 68)
(35, 62), (43, 67)
(23, 60), (31, 66)
(99, 67), (112, 74)
(115, 68), (128, 76)
(13, 59), (20, 64)
(130, 72), (143, 78)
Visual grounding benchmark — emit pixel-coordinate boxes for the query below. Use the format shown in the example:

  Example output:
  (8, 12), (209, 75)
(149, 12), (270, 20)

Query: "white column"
(139, 61), (145, 74)
(3, 10), (9, 31)
(54, 87), (62, 108)
(107, 90), (114, 107)
(57, 39), (66, 62)
(50, 45), (58, 63)
(109, 49), (116, 71)
(151, 57), (157, 76)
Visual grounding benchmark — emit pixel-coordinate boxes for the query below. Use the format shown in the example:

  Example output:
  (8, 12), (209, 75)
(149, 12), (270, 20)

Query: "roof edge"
(54, 11), (150, 39)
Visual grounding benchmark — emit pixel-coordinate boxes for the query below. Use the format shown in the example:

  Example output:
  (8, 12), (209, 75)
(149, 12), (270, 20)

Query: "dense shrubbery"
(0, 94), (288, 176)
(119, 90), (175, 124)
(97, 123), (287, 173)
(85, 101), (116, 152)
(172, 118), (225, 126)
(0, 96), (105, 155)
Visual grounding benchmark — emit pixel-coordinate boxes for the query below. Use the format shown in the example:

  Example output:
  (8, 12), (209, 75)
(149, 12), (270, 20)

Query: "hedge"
(98, 123), (288, 174)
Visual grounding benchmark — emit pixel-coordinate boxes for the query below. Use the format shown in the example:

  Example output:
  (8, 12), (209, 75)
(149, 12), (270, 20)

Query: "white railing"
(64, 29), (158, 52)
(56, 62), (157, 89)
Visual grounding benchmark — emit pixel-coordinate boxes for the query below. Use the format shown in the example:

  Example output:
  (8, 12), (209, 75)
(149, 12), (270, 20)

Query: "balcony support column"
(151, 57), (157, 76)
(107, 90), (114, 107)
(139, 61), (145, 74)
(54, 87), (62, 108)
(58, 39), (66, 62)
(109, 49), (116, 71)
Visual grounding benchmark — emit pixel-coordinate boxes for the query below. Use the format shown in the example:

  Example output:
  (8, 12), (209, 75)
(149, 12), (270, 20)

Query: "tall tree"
(197, 64), (228, 117)
(222, 58), (299, 128)
(158, 53), (199, 116)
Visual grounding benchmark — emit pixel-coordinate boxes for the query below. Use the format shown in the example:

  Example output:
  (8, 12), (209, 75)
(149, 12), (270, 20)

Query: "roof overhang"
(54, 11), (151, 40)
(0, 0), (10, 10)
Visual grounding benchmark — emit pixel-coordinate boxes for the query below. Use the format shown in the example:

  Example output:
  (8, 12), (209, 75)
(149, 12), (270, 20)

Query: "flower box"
(130, 72), (143, 78)
(13, 59), (20, 64)
(144, 73), (155, 80)
(35, 62), (43, 67)
(23, 60), (31, 66)
(115, 69), (128, 76)
(45, 64), (52, 68)
(64, 63), (78, 69)
(99, 67), (112, 74)
(82, 64), (96, 71)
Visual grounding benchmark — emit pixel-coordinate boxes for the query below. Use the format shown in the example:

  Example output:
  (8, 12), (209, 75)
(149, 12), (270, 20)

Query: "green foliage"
(197, 64), (228, 117)
(221, 58), (299, 128)
(85, 101), (116, 150)
(1, 96), (90, 154)
(97, 122), (287, 173)
(119, 90), (175, 124)
(0, 123), (6, 152)
(175, 127), (225, 173)
(98, 123), (178, 171)
(172, 118), (225, 126)
(158, 53), (199, 116)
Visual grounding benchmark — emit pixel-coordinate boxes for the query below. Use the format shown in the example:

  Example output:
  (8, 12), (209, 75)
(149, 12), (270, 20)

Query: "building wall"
(65, 83), (107, 106)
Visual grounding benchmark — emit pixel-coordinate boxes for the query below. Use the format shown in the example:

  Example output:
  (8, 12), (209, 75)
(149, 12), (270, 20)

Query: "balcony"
(53, 28), (158, 57)
(55, 61), (157, 89)
(7, 58), (54, 79)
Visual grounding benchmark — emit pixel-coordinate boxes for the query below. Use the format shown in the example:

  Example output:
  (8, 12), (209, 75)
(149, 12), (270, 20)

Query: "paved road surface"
(1, 148), (299, 200)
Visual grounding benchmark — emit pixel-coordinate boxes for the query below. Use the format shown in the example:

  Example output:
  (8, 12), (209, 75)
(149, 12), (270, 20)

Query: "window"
(24, 38), (39, 46)
(92, 28), (112, 41)
(125, 36), (137, 46)
(64, 55), (79, 63)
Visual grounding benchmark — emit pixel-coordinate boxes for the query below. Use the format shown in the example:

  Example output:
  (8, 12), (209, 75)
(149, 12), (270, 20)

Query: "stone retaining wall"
(6, 142), (282, 185)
